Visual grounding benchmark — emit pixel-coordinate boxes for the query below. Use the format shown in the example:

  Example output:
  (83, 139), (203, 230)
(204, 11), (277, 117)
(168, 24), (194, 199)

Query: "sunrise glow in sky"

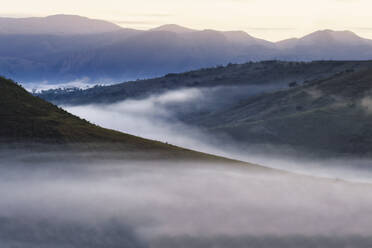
(2, 0), (372, 41)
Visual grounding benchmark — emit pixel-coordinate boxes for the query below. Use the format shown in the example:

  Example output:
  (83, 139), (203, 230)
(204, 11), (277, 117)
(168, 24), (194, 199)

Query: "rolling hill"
(0, 76), (249, 163)
(38, 60), (372, 105)
(38, 61), (372, 158)
(198, 67), (372, 157)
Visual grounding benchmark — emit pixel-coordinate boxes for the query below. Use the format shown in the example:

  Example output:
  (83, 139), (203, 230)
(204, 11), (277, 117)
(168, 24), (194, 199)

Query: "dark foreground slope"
(0, 77), (247, 163)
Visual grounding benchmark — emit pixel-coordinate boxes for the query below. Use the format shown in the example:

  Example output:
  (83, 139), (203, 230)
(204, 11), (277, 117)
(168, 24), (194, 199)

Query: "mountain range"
(2, 15), (372, 84)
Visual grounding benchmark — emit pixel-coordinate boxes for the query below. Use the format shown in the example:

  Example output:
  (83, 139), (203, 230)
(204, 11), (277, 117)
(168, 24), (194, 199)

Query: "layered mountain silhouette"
(1, 15), (372, 83)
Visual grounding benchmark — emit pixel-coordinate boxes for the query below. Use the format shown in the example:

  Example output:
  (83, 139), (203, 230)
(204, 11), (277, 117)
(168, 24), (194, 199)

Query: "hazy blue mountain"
(0, 14), (123, 35)
(50, 29), (276, 82)
(0, 30), (141, 59)
(223, 30), (275, 48)
(277, 30), (372, 60)
(150, 24), (197, 33)
(1, 15), (372, 84)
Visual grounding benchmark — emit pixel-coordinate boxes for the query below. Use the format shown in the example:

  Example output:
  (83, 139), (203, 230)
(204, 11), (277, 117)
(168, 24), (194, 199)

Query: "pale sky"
(1, 0), (372, 41)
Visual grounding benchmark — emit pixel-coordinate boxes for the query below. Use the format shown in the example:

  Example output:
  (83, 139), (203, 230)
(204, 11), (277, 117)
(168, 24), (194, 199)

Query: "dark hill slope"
(0, 77), (246, 163)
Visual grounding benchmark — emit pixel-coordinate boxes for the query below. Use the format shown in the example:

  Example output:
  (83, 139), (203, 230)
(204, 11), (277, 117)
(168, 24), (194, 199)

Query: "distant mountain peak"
(223, 30), (254, 39)
(223, 30), (274, 47)
(150, 24), (197, 33)
(0, 14), (122, 35)
(43, 14), (99, 22)
(307, 29), (357, 37)
(301, 29), (364, 44)
(45, 14), (86, 19)
(277, 29), (372, 49)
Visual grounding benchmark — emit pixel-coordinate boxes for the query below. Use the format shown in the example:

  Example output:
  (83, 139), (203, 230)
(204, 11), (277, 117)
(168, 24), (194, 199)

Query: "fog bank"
(1, 150), (372, 247)
(64, 87), (372, 182)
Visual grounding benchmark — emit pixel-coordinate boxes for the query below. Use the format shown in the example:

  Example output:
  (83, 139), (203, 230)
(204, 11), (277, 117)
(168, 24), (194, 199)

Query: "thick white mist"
(65, 87), (232, 157)
(1, 153), (372, 247)
(64, 87), (372, 182)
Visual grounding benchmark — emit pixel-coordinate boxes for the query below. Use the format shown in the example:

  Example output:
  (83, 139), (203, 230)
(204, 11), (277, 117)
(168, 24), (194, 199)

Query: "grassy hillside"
(37, 60), (372, 105)
(35, 61), (372, 158)
(37, 61), (372, 158)
(0, 76), (248, 163)
(202, 68), (372, 157)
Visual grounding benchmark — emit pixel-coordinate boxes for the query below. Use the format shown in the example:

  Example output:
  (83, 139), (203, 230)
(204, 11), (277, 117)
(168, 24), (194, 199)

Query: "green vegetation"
(0, 76), (246, 163)
(35, 60), (372, 158)
(205, 68), (372, 157)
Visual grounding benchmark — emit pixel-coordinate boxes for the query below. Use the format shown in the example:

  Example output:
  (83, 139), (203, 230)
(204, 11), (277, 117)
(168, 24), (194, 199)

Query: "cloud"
(305, 88), (324, 99)
(22, 77), (98, 93)
(65, 87), (230, 158)
(64, 85), (287, 159)
(1, 151), (372, 247)
(0, 217), (147, 248)
(64, 86), (372, 182)
(361, 96), (372, 114)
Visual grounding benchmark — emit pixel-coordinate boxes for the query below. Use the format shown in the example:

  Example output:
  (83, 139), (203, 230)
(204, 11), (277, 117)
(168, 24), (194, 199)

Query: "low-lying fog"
(1, 151), (372, 248)
(4, 85), (370, 247)
(65, 86), (372, 182)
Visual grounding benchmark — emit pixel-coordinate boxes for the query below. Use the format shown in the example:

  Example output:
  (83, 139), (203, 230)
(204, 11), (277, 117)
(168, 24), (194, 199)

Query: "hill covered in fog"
(38, 60), (372, 158)
(0, 76), (248, 163)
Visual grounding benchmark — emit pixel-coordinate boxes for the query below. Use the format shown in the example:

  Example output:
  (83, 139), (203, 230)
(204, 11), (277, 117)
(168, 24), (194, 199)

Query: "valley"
(2, 9), (372, 248)
(38, 61), (372, 160)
